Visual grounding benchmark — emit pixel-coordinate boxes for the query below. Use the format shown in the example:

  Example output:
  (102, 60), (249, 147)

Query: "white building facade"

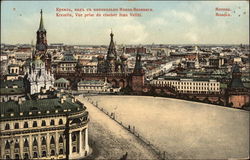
(151, 77), (220, 94)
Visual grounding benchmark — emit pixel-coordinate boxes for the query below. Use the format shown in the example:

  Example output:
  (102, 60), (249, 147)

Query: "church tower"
(36, 9), (48, 52)
(35, 9), (51, 71)
(106, 31), (117, 73)
(131, 51), (145, 92)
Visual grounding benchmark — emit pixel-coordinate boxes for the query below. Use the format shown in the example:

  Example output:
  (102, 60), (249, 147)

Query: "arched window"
(50, 136), (55, 145)
(14, 142), (19, 148)
(59, 119), (63, 125)
(33, 152), (38, 158)
(24, 153), (29, 160)
(42, 151), (46, 157)
(72, 146), (76, 152)
(51, 150), (55, 156)
(72, 134), (76, 141)
(14, 154), (19, 160)
(24, 139), (29, 147)
(14, 123), (19, 129)
(5, 141), (10, 149)
(50, 119), (55, 125)
(33, 138), (38, 146)
(33, 121), (37, 127)
(5, 123), (10, 130)
(24, 122), (28, 128)
(41, 137), (46, 145)
(59, 135), (63, 143)
(41, 120), (46, 126)
(6, 155), (10, 160)
(59, 149), (63, 155)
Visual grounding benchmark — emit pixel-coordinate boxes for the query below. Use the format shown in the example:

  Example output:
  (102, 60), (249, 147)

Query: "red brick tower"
(131, 51), (145, 92)
(35, 9), (51, 71)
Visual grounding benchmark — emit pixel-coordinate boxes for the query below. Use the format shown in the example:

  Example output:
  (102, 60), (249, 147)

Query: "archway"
(119, 79), (125, 88)
(111, 79), (118, 88)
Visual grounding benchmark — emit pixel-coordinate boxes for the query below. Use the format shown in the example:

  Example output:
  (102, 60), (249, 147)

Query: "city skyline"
(1, 1), (249, 45)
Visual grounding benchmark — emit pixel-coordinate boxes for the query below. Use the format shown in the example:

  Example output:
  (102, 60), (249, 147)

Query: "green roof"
(0, 88), (25, 95)
(55, 78), (69, 83)
(0, 97), (85, 120)
(0, 79), (24, 88)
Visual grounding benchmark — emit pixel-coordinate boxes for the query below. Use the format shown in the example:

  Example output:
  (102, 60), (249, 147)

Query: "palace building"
(0, 10), (90, 160)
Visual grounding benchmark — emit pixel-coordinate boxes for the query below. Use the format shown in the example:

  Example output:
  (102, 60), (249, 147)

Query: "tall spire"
(38, 9), (45, 31)
(107, 30), (116, 59)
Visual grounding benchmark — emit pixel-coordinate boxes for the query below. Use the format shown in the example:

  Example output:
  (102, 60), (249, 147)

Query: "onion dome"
(120, 54), (128, 61)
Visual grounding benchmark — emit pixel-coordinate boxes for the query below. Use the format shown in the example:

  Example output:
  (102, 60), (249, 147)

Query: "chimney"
(18, 98), (22, 105)
(60, 97), (64, 104)
(42, 88), (46, 93)
(62, 95), (66, 100)
(56, 93), (61, 98)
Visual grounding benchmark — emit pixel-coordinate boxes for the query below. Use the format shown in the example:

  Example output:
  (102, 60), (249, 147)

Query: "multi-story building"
(0, 94), (89, 160)
(151, 76), (220, 94)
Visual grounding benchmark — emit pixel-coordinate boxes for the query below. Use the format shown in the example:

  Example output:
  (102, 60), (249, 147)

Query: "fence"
(85, 96), (169, 160)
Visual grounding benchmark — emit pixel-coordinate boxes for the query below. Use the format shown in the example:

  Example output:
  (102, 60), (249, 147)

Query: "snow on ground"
(77, 97), (158, 160)
(88, 95), (249, 159)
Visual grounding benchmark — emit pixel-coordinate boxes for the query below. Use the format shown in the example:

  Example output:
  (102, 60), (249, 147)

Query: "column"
(55, 131), (58, 157)
(79, 130), (82, 156)
(29, 135), (32, 158)
(46, 133), (50, 157)
(19, 136), (23, 159)
(69, 132), (72, 156)
(38, 134), (41, 158)
(84, 128), (89, 153)
(10, 138), (14, 159)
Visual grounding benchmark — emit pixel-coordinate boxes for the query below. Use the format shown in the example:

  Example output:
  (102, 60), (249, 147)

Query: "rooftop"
(0, 96), (85, 120)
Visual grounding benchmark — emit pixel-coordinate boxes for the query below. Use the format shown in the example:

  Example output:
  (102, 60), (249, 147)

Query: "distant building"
(227, 64), (249, 108)
(54, 78), (70, 90)
(56, 54), (77, 73)
(77, 80), (118, 93)
(151, 77), (220, 94)
(0, 79), (25, 102)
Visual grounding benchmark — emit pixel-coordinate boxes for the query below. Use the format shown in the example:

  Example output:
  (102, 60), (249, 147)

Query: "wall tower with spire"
(35, 9), (51, 71)
(131, 51), (145, 92)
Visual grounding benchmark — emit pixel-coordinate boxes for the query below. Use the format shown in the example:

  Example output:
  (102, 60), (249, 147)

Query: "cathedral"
(25, 56), (54, 95)
(97, 31), (128, 74)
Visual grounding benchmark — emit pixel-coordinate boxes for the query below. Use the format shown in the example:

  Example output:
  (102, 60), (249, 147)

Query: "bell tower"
(35, 9), (51, 71)
(36, 9), (48, 52)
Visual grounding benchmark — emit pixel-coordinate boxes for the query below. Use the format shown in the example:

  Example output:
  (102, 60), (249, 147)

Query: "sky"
(1, 1), (249, 45)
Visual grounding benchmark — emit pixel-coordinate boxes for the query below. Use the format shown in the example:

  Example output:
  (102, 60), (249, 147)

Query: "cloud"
(184, 32), (198, 43)
(163, 10), (196, 23)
